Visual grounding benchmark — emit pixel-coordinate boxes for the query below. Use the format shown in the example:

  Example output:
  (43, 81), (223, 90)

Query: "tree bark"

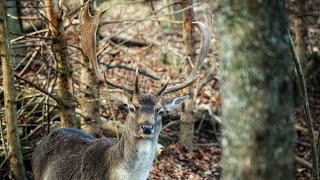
(179, 0), (195, 152)
(44, 0), (76, 128)
(0, 0), (26, 179)
(6, 0), (23, 65)
(79, 55), (102, 136)
(78, 0), (101, 136)
(215, 1), (295, 179)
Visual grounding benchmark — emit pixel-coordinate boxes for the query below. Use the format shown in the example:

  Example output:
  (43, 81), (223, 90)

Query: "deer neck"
(108, 125), (158, 179)
(120, 126), (158, 165)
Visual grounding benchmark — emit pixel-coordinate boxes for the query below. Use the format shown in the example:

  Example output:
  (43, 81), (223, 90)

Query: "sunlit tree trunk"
(44, 0), (76, 128)
(179, 0), (195, 152)
(215, 0), (295, 179)
(0, 1), (26, 179)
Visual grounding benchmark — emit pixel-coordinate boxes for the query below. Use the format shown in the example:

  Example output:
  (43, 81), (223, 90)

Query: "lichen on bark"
(215, 1), (295, 179)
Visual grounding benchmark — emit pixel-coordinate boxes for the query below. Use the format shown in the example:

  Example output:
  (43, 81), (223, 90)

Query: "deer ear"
(164, 95), (190, 112)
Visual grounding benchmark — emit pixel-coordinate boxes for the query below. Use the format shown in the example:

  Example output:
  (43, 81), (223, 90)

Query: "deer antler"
(80, 1), (211, 96)
(79, 0), (135, 95)
(80, 0), (106, 74)
(156, 21), (212, 96)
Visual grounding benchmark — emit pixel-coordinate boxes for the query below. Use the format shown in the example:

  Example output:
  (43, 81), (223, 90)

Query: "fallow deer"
(31, 1), (211, 179)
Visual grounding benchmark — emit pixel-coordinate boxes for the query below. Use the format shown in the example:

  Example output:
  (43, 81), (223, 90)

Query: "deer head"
(121, 70), (191, 139)
(79, 0), (211, 140)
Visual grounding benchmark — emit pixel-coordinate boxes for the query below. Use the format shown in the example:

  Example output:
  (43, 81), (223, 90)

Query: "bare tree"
(44, 0), (76, 128)
(0, 0), (26, 179)
(215, 0), (295, 179)
(180, 0), (196, 152)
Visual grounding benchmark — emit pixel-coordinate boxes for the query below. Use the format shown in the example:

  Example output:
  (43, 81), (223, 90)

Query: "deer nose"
(140, 121), (154, 134)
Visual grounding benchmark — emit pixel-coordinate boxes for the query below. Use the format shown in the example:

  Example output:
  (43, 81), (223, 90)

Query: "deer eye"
(157, 108), (164, 116)
(129, 106), (135, 113)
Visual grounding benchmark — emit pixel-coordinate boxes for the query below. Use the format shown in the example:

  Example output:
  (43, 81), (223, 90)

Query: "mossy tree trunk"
(44, 0), (76, 128)
(0, 0), (26, 179)
(179, 0), (195, 152)
(215, 1), (295, 179)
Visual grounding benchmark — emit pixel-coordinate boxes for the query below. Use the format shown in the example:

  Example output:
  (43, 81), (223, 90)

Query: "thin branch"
(295, 156), (313, 169)
(0, 113), (8, 160)
(288, 30), (319, 180)
(10, 29), (49, 43)
(153, 1), (182, 14)
(103, 63), (161, 81)
(104, 86), (119, 140)
(100, 2), (203, 25)
(14, 74), (64, 107)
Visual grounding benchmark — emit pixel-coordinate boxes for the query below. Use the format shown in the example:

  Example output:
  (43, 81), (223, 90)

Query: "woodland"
(0, 0), (319, 179)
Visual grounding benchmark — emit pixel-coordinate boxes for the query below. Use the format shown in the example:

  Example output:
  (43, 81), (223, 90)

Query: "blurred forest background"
(0, 0), (319, 179)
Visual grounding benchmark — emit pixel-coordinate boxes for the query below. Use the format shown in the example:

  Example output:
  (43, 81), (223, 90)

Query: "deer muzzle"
(140, 121), (154, 135)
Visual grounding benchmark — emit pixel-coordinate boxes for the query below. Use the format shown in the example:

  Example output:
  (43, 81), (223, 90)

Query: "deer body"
(32, 94), (188, 180)
(32, 128), (157, 180)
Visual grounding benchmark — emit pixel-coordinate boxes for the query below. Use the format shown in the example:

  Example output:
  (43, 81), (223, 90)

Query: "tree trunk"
(44, 0), (76, 128)
(79, 55), (102, 136)
(179, 0), (195, 152)
(78, 0), (101, 136)
(0, 1), (26, 179)
(215, 1), (295, 179)
(6, 0), (23, 65)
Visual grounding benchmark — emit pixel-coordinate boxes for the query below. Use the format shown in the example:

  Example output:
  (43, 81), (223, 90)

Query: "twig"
(153, 1), (182, 14)
(100, 2), (203, 25)
(17, 47), (40, 76)
(9, 32), (52, 40)
(103, 63), (161, 81)
(295, 156), (313, 169)
(0, 113), (8, 160)
(288, 30), (319, 180)
(104, 86), (119, 140)
(0, 156), (8, 170)
(196, 114), (205, 134)
(162, 120), (179, 131)
(296, 139), (311, 148)
(194, 143), (221, 147)
(14, 74), (64, 107)
(10, 29), (49, 43)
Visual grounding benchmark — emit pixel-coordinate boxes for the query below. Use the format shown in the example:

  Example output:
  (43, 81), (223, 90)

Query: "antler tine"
(160, 21), (212, 95)
(134, 69), (140, 95)
(79, 0), (135, 95)
(155, 78), (170, 97)
(101, 74), (134, 94)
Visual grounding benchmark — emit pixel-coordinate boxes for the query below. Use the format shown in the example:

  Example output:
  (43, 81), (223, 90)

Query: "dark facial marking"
(140, 96), (155, 106)
(139, 96), (156, 114)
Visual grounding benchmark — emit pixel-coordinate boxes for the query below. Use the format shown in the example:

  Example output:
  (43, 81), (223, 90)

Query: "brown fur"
(31, 94), (186, 180)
